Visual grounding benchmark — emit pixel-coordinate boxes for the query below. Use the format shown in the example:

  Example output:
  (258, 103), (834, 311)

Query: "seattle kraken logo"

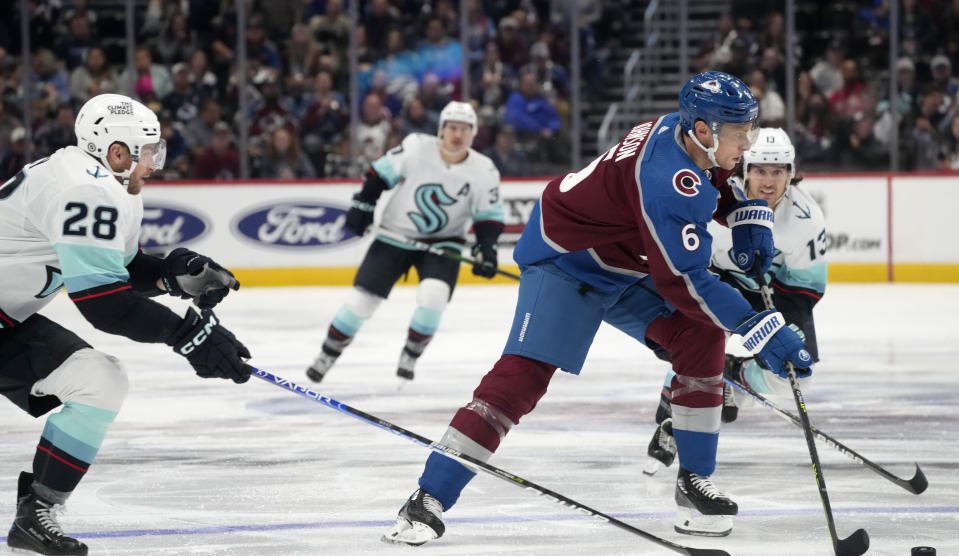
(35, 265), (64, 298)
(407, 184), (456, 233)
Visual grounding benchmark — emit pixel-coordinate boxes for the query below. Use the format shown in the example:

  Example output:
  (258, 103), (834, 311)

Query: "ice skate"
(396, 349), (417, 381)
(674, 467), (737, 537)
(7, 472), (87, 556)
(381, 489), (445, 546)
(642, 418), (677, 476)
(305, 352), (337, 383)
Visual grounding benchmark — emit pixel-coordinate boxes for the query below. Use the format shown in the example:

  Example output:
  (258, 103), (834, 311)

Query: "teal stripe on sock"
(410, 307), (442, 336)
(42, 402), (118, 464)
(331, 306), (364, 337)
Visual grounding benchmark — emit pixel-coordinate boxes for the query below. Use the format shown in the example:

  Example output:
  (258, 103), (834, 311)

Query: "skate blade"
(380, 518), (438, 546)
(673, 507), (733, 537)
(642, 457), (666, 476)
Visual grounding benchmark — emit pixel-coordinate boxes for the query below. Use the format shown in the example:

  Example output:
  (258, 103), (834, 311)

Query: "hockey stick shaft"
(251, 368), (727, 556)
(752, 263), (868, 556)
(724, 376), (926, 494)
(373, 227), (521, 281)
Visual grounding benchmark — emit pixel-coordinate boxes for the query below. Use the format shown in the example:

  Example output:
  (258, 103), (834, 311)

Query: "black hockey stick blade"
(836, 528), (870, 556)
(905, 464), (929, 494)
(684, 548), (733, 556)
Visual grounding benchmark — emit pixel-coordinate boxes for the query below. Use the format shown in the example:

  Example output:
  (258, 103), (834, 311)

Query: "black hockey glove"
(161, 248), (240, 309)
(167, 308), (252, 384)
(345, 193), (376, 236)
(471, 240), (498, 279)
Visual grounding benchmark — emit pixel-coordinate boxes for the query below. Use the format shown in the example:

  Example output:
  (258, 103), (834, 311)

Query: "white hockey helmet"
(743, 127), (795, 181)
(438, 101), (477, 145)
(75, 93), (166, 179)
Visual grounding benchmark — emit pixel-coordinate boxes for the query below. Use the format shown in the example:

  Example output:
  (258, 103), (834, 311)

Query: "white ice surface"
(2, 283), (957, 556)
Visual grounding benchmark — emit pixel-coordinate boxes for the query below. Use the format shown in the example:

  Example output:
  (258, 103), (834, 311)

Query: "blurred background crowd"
(1, 0), (958, 182)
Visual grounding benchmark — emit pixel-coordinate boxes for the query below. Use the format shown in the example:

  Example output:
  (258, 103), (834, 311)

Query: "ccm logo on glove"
(176, 313), (218, 355)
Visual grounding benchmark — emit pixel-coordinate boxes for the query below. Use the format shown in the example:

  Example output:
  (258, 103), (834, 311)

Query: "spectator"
(0, 126), (27, 181)
(68, 46), (117, 105)
(183, 98), (223, 154)
(35, 104), (75, 157)
(418, 72), (452, 117)
(473, 41), (514, 110)
(504, 71), (561, 138)
(309, 0), (351, 76)
(300, 70), (349, 174)
(418, 15), (463, 87)
(156, 111), (191, 179)
(840, 113), (889, 170)
(497, 16), (529, 71)
(939, 113), (959, 170)
(809, 40), (845, 98)
(828, 59), (866, 120)
(286, 23), (320, 98)
(400, 96), (438, 136)
(188, 48), (219, 99)
(353, 93), (393, 176)
(521, 42), (570, 102)
(248, 73), (297, 140)
(485, 125), (528, 176)
(747, 69), (785, 127)
(367, 69), (404, 118)
(246, 14), (283, 70)
(466, 0), (495, 62)
(364, 0), (400, 57)
(252, 127), (316, 179)
(54, 13), (97, 71)
(31, 49), (70, 106)
(193, 121), (240, 180)
(910, 86), (947, 169)
(162, 62), (205, 125)
(929, 54), (959, 99)
(154, 11), (194, 66)
(372, 27), (418, 101)
(0, 97), (22, 155)
(120, 46), (173, 103)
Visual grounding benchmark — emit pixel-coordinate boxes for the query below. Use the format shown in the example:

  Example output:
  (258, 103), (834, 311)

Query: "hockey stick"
(251, 367), (728, 556)
(752, 262), (869, 556)
(372, 227), (521, 281)
(723, 374), (927, 494)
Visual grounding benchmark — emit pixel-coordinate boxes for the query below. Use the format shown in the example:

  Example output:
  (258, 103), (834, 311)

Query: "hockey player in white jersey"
(646, 127), (828, 474)
(305, 101), (504, 383)
(0, 94), (251, 555)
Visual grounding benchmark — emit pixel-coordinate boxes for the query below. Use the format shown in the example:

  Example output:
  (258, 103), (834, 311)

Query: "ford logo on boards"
(140, 204), (210, 248)
(234, 201), (356, 248)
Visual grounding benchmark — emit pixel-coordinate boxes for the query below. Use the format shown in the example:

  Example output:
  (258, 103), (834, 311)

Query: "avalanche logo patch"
(701, 79), (721, 93)
(672, 169), (702, 197)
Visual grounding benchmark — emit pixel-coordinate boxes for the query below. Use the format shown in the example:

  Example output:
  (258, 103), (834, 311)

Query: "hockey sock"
(322, 323), (354, 358)
(33, 401), (118, 503)
(418, 452), (476, 511)
(671, 403), (721, 477)
(657, 369), (677, 423)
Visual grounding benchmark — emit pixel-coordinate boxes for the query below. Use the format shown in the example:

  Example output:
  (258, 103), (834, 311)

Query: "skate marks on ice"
(0, 284), (957, 555)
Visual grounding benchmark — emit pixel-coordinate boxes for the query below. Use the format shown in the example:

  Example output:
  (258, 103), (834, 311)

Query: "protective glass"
(717, 122), (760, 149)
(138, 139), (167, 170)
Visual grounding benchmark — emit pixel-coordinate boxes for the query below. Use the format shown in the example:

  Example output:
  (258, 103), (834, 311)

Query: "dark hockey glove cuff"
(161, 248), (240, 309)
(471, 242), (498, 278)
(167, 308), (252, 384)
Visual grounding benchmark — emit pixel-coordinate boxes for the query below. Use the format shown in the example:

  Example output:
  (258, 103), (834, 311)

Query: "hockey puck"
(911, 547), (936, 556)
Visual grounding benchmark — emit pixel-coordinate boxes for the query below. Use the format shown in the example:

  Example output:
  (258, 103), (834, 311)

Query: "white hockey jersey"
(370, 133), (504, 249)
(708, 183), (827, 296)
(0, 146), (142, 327)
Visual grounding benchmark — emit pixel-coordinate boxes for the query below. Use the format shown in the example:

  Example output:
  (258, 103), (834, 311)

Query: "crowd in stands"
(1, 1), (959, 181)
(0, 0), (602, 181)
(697, 1), (959, 171)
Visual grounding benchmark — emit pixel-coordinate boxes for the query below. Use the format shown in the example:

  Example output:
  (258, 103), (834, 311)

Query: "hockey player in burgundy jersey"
(383, 71), (813, 543)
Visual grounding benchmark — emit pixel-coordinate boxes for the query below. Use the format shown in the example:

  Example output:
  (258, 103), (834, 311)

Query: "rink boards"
(141, 175), (959, 285)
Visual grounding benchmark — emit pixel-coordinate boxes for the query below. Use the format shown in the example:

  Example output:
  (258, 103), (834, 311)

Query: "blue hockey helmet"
(678, 71), (759, 133)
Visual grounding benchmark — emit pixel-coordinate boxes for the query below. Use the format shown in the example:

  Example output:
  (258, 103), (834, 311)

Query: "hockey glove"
(162, 248), (239, 309)
(345, 194), (375, 236)
(471, 241), (498, 278)
(728, 199), (775, 275)
(167, 308), (252, 384)
(735, 310), (813, 379)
